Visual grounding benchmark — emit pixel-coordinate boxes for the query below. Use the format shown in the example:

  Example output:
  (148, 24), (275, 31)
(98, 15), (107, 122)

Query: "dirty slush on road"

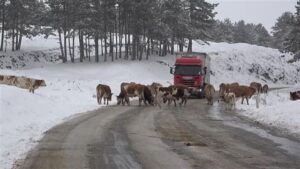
(15, 100), (300, 169)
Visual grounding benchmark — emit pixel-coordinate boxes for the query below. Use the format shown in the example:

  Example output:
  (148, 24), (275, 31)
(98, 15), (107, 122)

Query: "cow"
(223, 92), (236, 110)
(13, 76), (46, 93)
(1, 75), (17, 86)
(157, 86), (177, 107)
(144, 85), (154, 105)
(117, 83), (145, 106)
(172, 84), (191, 106)
(96, 84), (113, 105)
(250, 82), (263, 93)
(147, 82), (163, 107)
(262, 84), (269, 94)
(219, 82), (239, 102)
(290, 91), (300, 101)
(204, 84), (215, 105)
(117, 82), (136, 105)
(227, 85), (256, 105)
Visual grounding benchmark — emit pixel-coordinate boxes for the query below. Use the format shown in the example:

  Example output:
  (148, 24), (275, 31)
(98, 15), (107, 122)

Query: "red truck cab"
(170, 53), (209, 97)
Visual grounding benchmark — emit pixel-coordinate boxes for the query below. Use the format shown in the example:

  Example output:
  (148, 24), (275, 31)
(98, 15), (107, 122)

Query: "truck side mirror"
(170, 67), (174, 74)
(204, 67), (207, 75)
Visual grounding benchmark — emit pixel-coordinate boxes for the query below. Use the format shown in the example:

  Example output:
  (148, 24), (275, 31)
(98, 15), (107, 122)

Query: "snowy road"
(14, 100), (300, 169)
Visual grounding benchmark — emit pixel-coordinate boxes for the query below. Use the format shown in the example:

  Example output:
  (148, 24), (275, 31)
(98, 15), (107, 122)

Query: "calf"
(96, 84), (113, 105)
(262, 84), (269, 94)
(205, 84), (215, 105)
(13, 76), (46, 93)
(223, 92), (236, 110)
(172, 84), (191, 106)
(290, 91), (300, 101)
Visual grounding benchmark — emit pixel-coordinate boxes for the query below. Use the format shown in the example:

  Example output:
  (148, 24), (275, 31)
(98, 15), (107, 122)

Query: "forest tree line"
(0, 0), (299, 62)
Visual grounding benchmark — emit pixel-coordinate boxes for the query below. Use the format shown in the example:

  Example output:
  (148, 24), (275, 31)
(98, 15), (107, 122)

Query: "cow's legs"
(99, 97), (102, 104)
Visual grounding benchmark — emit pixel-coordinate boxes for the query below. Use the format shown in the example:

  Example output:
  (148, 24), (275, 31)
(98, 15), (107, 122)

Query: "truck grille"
(182, 79), (194, 86)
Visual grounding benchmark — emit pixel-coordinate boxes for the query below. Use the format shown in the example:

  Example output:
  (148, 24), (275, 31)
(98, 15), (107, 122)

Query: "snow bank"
(237, 86), (300, 137)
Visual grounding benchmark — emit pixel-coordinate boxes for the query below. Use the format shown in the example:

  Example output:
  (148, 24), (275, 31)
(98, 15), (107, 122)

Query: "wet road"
(15, 100), (300, 169)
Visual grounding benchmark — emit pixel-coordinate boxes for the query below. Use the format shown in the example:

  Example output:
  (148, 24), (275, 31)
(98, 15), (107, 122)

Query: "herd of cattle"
(0, 75), (46, 93)
(1, 74), (300, 109)
(96, 81), (268, 109)
(96, 82), (191, 108)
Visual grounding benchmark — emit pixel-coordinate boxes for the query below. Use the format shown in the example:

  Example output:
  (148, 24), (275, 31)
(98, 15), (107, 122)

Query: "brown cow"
(262, 84), (269, 94)
(228, 85), (256, 105)
(30, 79), (46, 93)
(250, 82), (262, 93)
(117, 83), (145, 106)
(96, 84), (113, 105)
(12, 76), (46, 93)
(290, 91), (300, 101)
(219, 82), (239, 101)
(205, 84), (215, 105)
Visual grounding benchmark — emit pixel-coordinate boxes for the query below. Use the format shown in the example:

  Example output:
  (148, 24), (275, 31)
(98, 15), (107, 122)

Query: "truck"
(170, 52), (210, 98)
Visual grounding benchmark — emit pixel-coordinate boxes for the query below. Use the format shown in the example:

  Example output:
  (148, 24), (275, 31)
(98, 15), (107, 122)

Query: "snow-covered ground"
(237, 85), (300, 137)
(0, 37), (300, 169)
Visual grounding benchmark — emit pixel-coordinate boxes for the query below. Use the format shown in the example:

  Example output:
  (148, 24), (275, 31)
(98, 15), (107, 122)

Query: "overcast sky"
(206, 0), (297, 32)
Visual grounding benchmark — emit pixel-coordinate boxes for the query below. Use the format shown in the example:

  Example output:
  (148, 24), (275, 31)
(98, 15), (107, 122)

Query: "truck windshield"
(174, 65), (202, 76)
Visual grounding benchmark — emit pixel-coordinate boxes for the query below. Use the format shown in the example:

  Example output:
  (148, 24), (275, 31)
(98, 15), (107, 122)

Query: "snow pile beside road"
(0, 36), (62, 69)
(193, 42), (300, 86)
(237, 86), (300, 137)
(0, 49), (61, 69)
(0, 59), (172, 169)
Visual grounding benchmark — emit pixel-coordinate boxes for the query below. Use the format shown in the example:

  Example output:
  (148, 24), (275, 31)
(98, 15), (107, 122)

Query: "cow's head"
(39, 80), (47, 87)
(108, 93), (113, 101)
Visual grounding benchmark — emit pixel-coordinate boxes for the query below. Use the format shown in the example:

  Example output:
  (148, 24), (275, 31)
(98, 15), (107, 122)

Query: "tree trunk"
(72, 30), (75, 63)
(100, 38), (103, 56)
(118, 10), (122, 59)
(85, 35), (88, 59)
(187, 38), (192, 53)
(17, 34), (22, 50)
(104, 32), (107, 61)
(0, 0), (5, 51)
(171, 36), (174, 55)
(95, 33), (99, 62)
(68, 30), (72, 62)
(115, 20), (118, 60)
(58, 29), (66, 62)
(109, 30), (114, 62)
(79, 29), (84, 62)
(12, 27), (15, 51)
(146, 38), (150, 60)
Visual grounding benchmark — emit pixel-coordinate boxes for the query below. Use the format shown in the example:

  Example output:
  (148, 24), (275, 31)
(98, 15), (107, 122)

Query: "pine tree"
(186, 0), (217, 52)
(284, 0), (300, 61)
(272, 12), (294, 51)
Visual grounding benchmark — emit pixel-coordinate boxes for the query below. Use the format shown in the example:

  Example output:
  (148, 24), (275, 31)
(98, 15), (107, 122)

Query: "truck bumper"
(189, 87), (205, 99)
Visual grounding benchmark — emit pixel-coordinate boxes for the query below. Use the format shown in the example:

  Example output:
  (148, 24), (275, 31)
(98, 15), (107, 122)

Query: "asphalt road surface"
(15, 99), (300, 169)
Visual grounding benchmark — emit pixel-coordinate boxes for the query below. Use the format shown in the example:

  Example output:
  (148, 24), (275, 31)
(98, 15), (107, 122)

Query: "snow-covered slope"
(193, 42), (300, 86)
